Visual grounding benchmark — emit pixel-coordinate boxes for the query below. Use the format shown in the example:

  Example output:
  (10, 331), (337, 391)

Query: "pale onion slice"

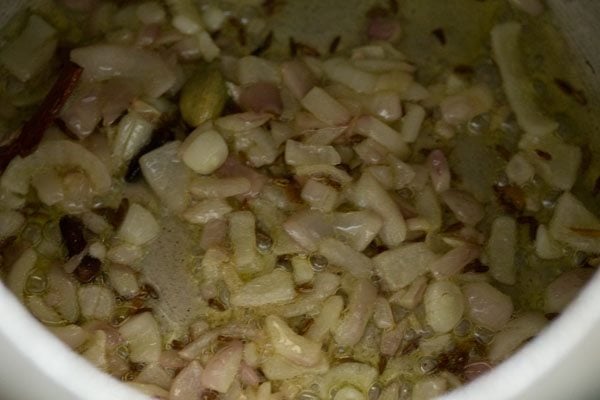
(354, 116), (409, 158)
(429, 245), (481, 279)
(301, 179), (339, 213)
(82, 330), (108, 370)
(71, 44), (176, 98)
(277, 272), (340, 318)
(332, 210), (383, 252)
(322, 58), (377, 93)
(265, 315), (323, 367)
(1, 140), (111, 197)
(505, 153), (535, 186)
(283, 209), (334, 252)
(228, 211), (259, 274)
(78, 286), (115, 321)
(215, 112), (271, 132)
(140, 141), (191, 213)
(414, 185), (443, 232)
(488, 312), (548, 362)
(373, 243), (437, 291)
(400, 103), (426, 143)
(45, 267), (80, 323)
(440, 85), (494, 125)
(281, 60), (316, 99)
(427, 150), (451, 193)
(108, 264), (140, 298)
(363, 90), (402, 122)
(261, 353), (329, 380)
(305, 295), (345, 343)
(351, 172), (407, 247)
(238, 56), (280, 85)
(169, 360), (204, 400)
(487, 216), (517, 285)
(294, 164), (353, 185)
(463, 281), (514, 331)
(491, 22), (558, 137)
(136, 363), (174, 391)
(301, 87), (352, 126)
(127, 383), (169, 399)
(112, 111), (154, 166)
(230, 269), (295, 307)
(26, 296), (64, 325)
(291, 256), (314, 285)
(390, 275), (428, 310)
(412, 376), (448, 400)
(200, 341), (243, 393)
(182, 199), (233, 225)
(548, 192), (600, 253)
(31, 169), (64, 206)
(106, 243), (143, 266)
(373, 297), (395, 330)
(318, 237), (374, 279)
(6, 248), (38, 301)
(535, 224), (563, 260)
(440, 189), (485, 226)
(285, 140), (341, 166)
(334, 278), (377, 347)
(190, 176), (251, 198)
(119, 312), (162, 363)
(180, 129), (229, 174)
(318, 363), (378, 399)
(48, 325), (90, 349)
(544, 269), (594, 314)
(424, 280), (465, 333)
(118, 203), (160, 245)
(0, 210), (25, 242)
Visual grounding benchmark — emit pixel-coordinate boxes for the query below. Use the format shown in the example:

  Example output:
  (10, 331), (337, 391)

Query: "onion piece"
(548, 192), (600, 253)
(373, 243), (437, 291)
(412, 376), (448, 400)
(440, 189), (485, 226)
(351, 172), (407, 247)
(424, 281), (465, 333)
(26, 295), (64, 325)
(48, 325), (90, 349)
(0, 210), (25, 241)
(463, 282), (514, 331)
(373, 297), (394, 330)
(301, 179), (339, 212)
(301, 87), (352, 126)
(318, 237), (374, 279)
(491, 22), (557, 137)
(169, 360), (204, 400)
(265, 315), (323, 366)
(78, 286), (115, 321)
(486, 216), (517, 285)
(71, 45), (176, 98)
(182, 199), (232, 225)
(334, 278), (377, 347)
(107, 264), (140, 298)
(81, 330), (108, 370)
(488, 312), (548, 362)
(400, 103), (426, 143)
(318, 363), (377, 398)
(118, 203), (160, 245)
(140, 141), (191, 213)
(505, 153), (535, 186)
(119, 312), (162, 363)
(181, 129), (229, 174)
(238, 56), (280, 85)
(281, 60), (316, 99)
(283, 210), (334, 252)
(261, 353), (329, 380)
(429, 245), (481, 279)
(354, 116), (409, 158)
(45, 267), (80, 323)
(285, 140), (341, 166)
(276, 272), (340, 318)
(238, 82), (283, 114)
(228, 211), (259, 274)
(322, 58), (377, 93)
(230, 269), (295, 307)
(201, 341), (243, 393)
(305, 295), (344, 342)
(535, 224), (563, 260)
(427, 150), (451, 193)
(216, 156), (267, 198)
(6, 248), (38, 301)
(294, 164), (352, 185)
(136, 363), (173, 391)
(216, 112), (271, 132)
(440, 85), (493, 125)
(544, 269), (594, 313)
(332, 210), (383, 252)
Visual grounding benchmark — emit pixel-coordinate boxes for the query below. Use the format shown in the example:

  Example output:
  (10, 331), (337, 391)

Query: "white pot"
(0, 1), (599, 399)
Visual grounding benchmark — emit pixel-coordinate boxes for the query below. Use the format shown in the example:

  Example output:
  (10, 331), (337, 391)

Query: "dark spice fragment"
(0, 62), (83, 172)
(208, 298), (227, 311)
(463, 259), (489, 273)
(554, 78), (588, 105)
(251, 31), (273, 56)
(201, 390), (221, 400)
(289, 37), (320, 57)
(432, 28), (447, 45)
(436, 344), (470, 376)
(59, 215), (87, 257)
(139, 283), (160, 300)
(517, 215), (539, 241)
(329, 35), (341, 54)
(228, 17), (247, 46)
(535, 149), (552, 161)
(97, 198), (130, 228)
(74, 255), (102, 283)
(493, 184), (526, 214)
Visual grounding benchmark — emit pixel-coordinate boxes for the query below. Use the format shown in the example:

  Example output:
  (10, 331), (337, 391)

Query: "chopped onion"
(535, 224), (563, 260)
(548, 192), (600, 253)
(281, 60), (316, 99)
(261, 353), (329, 381)
(238, 56), (280, 85)
(135, 364), (173, 391)
(71, 44), (176, 98)
(169, 360), (204, 400)
(45, 267), (80, 323)
(373, 297), (394, 329)
(283, 210), (334, 252)
(390, 275), (428, 310)
(414, 185), (443, 232)
(354, 116), (409, 158)
(440, 85), (493, 125)
(440, 189), (485, 226)
(26, 296), (64, 325)
(230, 269), (296, 307)
(463, 281), (514, 331)
(265, 315), (323, 366)
(285, 140), (341, 166)
(427, 150), (451, 193)
(6, 248), (38, 301)
(505, 153), (535, 186)
(322, 58), (377, 93)
(488, 312), (547, 362)
(118, 203), (160, 245)
(400, 103), (426, 143)
(544, 269), (594, 313)
(181, 129), (229, 174)
(412, 376), (448, 400)
(351, 172), (407, 247)
(424, 280), (464, 333)
(108, 264), (140, 298)
(182, 199), (233, 225)
(486, 216), (517, 285)
(49, 325), (90, 349)
(277, 272), (340, 318)
(318, 237), (374, 279)
(78, 285), (115, 321)
(332, 210), (383, 252)
(334, 278), (377, 347)
(294, 164), (353, 185)
(119, 312), (162, 363)
(301, 87), (352, 126)
(305, 295), (344, 342)
(140, 141), (191, 213)
(81, 330), (108, 370)
(301, 179), (339, 212)
(112, 111), (154, 166)
(380, 320), (406, 356)
(0, 210), (25, 241)
(106, 243), (143, 266)
(216, 112), (271, 132)
(318, 363), (377, 398)
(200, 341), (243, 393)
(238, 82), (283, 114)
(430, 245), (481, 279)
(373, 243), (437, 291)
(228, 211), (258, 274)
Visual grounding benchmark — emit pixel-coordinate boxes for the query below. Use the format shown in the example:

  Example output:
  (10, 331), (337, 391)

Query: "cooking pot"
(0, 1), (599, 399)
